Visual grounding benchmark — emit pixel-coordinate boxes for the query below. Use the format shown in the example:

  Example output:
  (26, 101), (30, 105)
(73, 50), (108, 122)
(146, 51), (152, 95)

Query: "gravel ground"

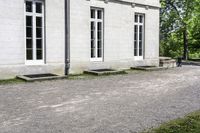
(0, 65), (200, 133)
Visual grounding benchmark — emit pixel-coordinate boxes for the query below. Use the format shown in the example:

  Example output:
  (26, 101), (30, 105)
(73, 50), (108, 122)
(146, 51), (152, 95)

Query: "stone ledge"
(17, 74), (67, 82)
(131, 66), (168, 71)
(84, 69), (126, 76)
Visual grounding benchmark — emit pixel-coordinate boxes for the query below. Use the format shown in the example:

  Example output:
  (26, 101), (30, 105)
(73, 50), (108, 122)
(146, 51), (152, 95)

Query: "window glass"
(98, 22), (102, 31)
(26, 16), (32, 26)
(139, 26), (143, 41)
(36, 39), (42, 60)
(37, 39), (42, 49)
(97, 10), (102, 19)
(91, 22), (95, 40)
(36, 28), (42, 38)
(91, 9), (95, 18)
(91, 40), (96, 58)
(26, 27), (32, 37)
(27, 49), (33, 60)
(26, 1), (32, 12)
(139, 15), (143, 23)
(139, 41), (142, 56)
(135, 14), (138, 23)
(36, 3), (42, 13)
(26, 39), (32, 48)
(97, 31), (101, 40)
(134, 41), (138, 56)
(36, 17), (42, 27)
(37, 50), (42, 59)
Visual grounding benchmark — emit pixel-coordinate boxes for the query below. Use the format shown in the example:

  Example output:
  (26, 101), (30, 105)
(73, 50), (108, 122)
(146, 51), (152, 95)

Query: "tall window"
(90, 8), (104, 61)
(25, 0), (44, 64)
(134, 14), (144, 60)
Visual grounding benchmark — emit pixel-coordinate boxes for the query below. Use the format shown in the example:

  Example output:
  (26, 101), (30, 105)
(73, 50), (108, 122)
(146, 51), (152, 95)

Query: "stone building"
(0, 0), (160, 79)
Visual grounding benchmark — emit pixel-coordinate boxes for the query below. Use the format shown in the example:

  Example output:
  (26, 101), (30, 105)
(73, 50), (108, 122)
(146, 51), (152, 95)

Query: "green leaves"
(160, 0), (200, 59)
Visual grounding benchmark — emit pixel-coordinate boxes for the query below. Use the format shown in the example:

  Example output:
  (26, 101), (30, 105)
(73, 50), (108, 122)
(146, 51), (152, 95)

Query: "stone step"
(17, 73), (67, 82)
(131, 66), (167, 71)
(159, 57), (172, 61)
(84, 69), (126, 76)
(159, 57), (177, 68)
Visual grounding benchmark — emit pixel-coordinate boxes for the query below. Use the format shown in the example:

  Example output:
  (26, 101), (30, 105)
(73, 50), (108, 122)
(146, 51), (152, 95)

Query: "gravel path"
(0, 65), (200, 133)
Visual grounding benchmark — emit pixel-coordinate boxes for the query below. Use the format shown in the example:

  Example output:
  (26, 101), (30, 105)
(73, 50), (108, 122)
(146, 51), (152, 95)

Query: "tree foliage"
(160, 0), (200, 59)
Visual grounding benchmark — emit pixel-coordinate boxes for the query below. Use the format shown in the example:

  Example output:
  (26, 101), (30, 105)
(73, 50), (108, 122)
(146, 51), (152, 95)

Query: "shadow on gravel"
(182, 62), (200, 66)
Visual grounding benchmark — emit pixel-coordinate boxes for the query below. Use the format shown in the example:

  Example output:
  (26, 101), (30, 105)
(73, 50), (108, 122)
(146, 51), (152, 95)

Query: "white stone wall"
(69, 0), (160, 73)
(120, 0), (160, 7)
(0, 0), (65, 79)
(0, 0), (160, 79)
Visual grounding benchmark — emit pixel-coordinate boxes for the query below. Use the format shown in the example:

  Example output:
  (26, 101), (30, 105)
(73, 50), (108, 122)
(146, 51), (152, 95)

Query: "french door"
(90, 8), (104, 62)
(25, 0), (45, 65)
(134, 14), (144, 60)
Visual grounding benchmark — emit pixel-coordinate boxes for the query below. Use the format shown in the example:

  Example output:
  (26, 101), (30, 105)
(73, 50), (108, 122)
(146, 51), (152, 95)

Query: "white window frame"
(134, 13), (145, 61)
(25, 0), (45, 65)
(90, 8), (104, 62)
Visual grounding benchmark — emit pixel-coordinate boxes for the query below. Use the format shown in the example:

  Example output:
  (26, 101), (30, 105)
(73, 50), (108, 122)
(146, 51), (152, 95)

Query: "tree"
(160, 0), (200, 60)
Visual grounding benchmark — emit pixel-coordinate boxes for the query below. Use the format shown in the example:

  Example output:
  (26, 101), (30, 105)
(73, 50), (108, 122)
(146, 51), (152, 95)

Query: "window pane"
(139, 33), (142, 40)
(97, 10), (102, 19)
(139, 41), (142, 49)
(98, 31), (101, 40)
(135, 15), (138, 23)
(36, 39), (42, 60)
(91, 9), (95, 18)
(37, 39), (42, 49)
(91, 40), (95, 49)
(134, 41), (138, 56)
(98, 22), (102, 31)
(36, 3), (42, 13)
(26, 49), (33, 60)
(139, 15), (143, 23)
(91, 22), (95, 30)
(37, 50), (42, 60)
(134, 25), (138, 41)
(36, 17), (42, 27)
(26, 16), (32, 26)
(36, 28), (42, 38)
(98, 40), (102, 49)
(91, 49), (95, 58)
(91, 31), (95, 40)
(26, 39), (32, 48)
(139, 48), (142, 56)
(91, 40), (95, 58)
(26, 27), (32, 37)
(26, 1), (32, 12)
(98, 49), (102, 57)
(97, 40), (102, 57)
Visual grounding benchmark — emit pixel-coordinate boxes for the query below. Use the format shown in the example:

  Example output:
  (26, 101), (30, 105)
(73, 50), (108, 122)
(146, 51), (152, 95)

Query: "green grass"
(68, 71), (128, 80)
(143, 111), (200, 133)
(0, 69), (143, 84)
(67, 73), (98, 80)
(0, 78), (25, 85)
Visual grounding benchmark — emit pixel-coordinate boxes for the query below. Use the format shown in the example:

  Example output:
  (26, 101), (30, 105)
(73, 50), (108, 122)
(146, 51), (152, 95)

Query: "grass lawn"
(0, 69), (144, 84)
(143, 111), (200, 133)
(0, 78), (25, 85)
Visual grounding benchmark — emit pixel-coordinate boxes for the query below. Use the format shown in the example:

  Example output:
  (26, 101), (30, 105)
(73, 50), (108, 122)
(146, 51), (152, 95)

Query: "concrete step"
(17, 73), (67, 82)
(131, 66), (168, 71)
(84, 69), (126, 76)
(159, 57), (177, 68)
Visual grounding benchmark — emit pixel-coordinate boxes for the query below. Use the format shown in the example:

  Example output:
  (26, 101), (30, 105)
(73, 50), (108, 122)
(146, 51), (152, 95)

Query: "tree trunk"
(183, 29), (189, 60)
